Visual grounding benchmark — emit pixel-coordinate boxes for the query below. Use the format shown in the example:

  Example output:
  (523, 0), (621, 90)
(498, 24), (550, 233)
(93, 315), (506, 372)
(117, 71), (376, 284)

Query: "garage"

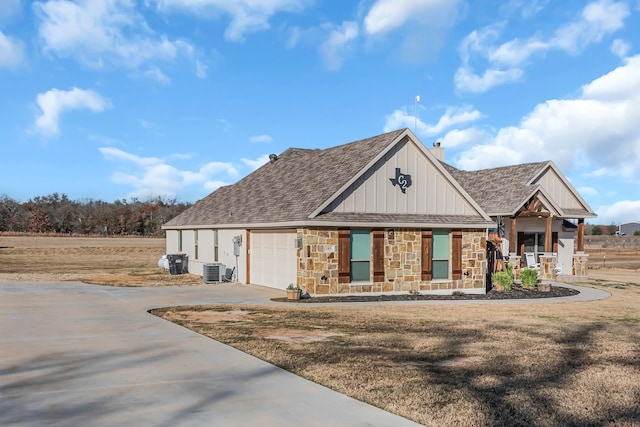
(249, 229), (297, 290)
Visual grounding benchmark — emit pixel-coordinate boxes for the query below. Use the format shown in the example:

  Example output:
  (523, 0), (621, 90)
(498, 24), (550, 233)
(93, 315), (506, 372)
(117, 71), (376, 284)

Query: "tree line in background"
(1, 193), (635, 238)
(0, 193), (191, 237)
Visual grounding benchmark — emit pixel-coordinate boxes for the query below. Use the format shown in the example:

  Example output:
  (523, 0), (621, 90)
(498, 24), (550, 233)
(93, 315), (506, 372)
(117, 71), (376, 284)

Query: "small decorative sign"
(390, 168), (412, 193)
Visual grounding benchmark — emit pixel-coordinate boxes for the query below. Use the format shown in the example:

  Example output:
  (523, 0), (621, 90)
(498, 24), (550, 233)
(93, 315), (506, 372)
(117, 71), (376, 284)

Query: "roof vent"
(269, 154), (278, 164)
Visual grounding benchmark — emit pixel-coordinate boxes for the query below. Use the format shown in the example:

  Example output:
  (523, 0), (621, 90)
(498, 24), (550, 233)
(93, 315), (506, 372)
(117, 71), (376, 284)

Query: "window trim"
(194, 230), (199, 260)
(350, 229), (371, 282)
(214, 230), (219, 262)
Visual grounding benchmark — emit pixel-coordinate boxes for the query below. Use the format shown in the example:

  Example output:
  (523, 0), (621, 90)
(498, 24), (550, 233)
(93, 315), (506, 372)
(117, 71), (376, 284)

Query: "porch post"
(577, 219), (585, 252)
(544, 216), (553, 252)
(509, 217), (517, 254)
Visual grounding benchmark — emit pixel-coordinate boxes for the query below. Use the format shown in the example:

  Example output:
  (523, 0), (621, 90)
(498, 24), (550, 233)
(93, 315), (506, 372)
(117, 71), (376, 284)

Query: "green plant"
(287, 283), (300, 290)
(505, 262), (514, 280)
(521, 267), (538, 289)
(492, 271), (512, 291)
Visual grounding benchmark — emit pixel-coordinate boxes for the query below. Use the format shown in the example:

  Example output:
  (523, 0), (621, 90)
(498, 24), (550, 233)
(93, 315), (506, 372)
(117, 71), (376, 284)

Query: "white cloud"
(34, 0), (194, 71)
(610, 38), (630, 58)
(195, 60), (208, 78)
(364, 0), (458, 35)
(578, 186), (598, 196)
(99, 147), (162, 167)
(100, 146), (238, 199)
(249, 134), (274, 144)
(151, 0), (310, 42)
(0, 31), (24, 68)
(143, 66), (171, 85)
(241, 154), (270, 170)
(182, 161), (238, 185)
(34, 87), (109, 136)
(596, 200), (640, 224)
(383, 105), (483, 137)
(319, 21), (358, 71)
(454, 55), (640, 182)
(551, 0), (629, 53)
(456, 0), (631, 93)
(454, 66), (523, 93)
(441, 127), (490, 148)
(363, 0), (462, 63)
(500, 0), (549, 18)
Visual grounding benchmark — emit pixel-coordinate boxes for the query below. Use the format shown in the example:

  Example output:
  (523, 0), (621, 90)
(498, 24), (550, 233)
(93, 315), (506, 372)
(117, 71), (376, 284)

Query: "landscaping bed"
(273, 284), (579, 303)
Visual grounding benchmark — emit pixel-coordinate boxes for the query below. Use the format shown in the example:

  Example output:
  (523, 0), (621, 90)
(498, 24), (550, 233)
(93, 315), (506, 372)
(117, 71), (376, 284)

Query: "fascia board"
(163, 220), (496, 230)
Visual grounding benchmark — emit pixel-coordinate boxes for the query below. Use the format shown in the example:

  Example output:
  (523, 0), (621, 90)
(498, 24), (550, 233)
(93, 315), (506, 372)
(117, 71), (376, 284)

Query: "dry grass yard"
(0, 234), (202, 286)
(2, 234), (640, 425)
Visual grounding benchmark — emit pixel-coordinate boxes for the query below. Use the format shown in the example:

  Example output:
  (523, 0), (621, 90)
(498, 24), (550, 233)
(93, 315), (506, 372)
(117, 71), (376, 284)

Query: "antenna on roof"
(414, 95), (420, 133)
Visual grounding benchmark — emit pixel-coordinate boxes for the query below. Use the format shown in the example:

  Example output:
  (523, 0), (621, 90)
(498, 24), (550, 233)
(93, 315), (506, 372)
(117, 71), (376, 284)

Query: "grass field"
(0, 235), (202, 286)
(2, 234), (640, 426)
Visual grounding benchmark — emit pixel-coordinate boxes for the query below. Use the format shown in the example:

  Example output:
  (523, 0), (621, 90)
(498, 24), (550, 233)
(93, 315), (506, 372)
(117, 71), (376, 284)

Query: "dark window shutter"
(421, 230), (432, 281)
(552, 232), (558, 253)
(452, 230), (463, 280)
(338, 229), (351, 283)
(372, 230), (384, 282)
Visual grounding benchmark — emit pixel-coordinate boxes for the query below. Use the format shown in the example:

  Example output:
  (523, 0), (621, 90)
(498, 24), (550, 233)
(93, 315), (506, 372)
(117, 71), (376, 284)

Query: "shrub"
(492, 271), (512, 291)
(521, 267), (538, 289)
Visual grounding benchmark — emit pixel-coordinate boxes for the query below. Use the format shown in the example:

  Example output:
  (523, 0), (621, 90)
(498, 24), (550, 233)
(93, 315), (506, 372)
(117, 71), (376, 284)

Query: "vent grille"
(203, 263), (226, 283)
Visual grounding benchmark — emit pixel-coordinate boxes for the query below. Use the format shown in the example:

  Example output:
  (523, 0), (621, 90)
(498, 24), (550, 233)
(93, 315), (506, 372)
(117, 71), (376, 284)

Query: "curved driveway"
(0, 281), (608, 426)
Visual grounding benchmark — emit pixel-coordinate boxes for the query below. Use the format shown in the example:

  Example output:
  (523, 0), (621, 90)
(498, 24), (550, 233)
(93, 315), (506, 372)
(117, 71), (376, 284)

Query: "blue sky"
(1, 0), (639, 224)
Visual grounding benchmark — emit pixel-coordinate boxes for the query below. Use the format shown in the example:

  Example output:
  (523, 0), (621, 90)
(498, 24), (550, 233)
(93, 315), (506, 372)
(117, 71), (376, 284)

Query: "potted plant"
(286, 283), (301, 300)
(520, 267), (538, 289)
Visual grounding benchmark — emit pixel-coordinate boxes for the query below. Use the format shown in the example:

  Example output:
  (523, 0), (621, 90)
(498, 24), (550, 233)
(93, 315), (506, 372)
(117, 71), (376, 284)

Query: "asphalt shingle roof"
(441, 161), (548, 215)
(165, 129), (594, 229)
(165, 129), (409, 227)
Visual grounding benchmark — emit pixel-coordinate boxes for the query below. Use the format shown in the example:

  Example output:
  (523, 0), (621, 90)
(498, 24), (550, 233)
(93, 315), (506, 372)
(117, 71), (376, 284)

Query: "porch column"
(509, 217), (517, 254)
(544, 216), (553, 252)
(577, 218), (585, 252)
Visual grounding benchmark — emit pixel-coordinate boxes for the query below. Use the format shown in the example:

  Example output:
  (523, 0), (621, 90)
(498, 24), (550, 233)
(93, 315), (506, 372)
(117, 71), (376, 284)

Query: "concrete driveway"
(0, 281), (420, 426)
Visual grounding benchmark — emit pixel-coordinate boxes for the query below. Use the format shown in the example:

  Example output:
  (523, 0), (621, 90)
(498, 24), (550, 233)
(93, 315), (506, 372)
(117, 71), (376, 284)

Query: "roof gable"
(444, 160), (596, 218)
(316, 132), (490, 221)
(530, 162), (596, 217)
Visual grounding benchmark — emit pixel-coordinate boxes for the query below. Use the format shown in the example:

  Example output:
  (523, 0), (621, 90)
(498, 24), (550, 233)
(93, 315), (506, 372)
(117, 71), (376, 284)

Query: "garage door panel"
(250, 230), (296, 290)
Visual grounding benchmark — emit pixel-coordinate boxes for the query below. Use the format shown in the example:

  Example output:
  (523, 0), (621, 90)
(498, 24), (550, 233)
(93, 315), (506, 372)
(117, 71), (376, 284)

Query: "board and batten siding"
(533, 167), (585, 210)
(326, 139), (478, 215)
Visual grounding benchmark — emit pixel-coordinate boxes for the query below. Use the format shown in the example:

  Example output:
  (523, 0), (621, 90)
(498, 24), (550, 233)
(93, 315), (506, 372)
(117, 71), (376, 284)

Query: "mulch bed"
(272, 284), (579, 303)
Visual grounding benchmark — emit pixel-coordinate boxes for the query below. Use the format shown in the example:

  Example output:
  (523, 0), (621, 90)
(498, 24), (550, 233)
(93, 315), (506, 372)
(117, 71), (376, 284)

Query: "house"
(163, 128), (595, 295)
(620, 222), (640, 236)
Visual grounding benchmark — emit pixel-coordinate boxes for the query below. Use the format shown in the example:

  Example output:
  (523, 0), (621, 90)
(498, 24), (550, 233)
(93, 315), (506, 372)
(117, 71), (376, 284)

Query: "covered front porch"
(498, 195), (590, 280)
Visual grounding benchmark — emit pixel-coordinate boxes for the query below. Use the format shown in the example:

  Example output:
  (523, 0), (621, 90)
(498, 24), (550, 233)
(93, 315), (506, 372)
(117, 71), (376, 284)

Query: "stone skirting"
(572, 253), (589, 277)
(296, 227), (487, 295)
(539, 255), (557, 281)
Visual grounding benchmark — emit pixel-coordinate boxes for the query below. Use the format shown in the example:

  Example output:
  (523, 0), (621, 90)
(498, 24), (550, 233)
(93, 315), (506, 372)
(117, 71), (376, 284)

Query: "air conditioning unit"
(203, 263), (226, 283)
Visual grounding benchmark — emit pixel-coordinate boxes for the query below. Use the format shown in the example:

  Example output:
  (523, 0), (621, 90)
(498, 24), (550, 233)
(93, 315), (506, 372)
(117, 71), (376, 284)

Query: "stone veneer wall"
(572, 253), (589, 277)
(297, 227), (487, 295)
(297, 228), (340, 295)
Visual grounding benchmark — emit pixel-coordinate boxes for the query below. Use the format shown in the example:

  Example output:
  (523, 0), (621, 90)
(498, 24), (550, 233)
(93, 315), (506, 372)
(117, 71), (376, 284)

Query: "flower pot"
(286, 289), (301, 300)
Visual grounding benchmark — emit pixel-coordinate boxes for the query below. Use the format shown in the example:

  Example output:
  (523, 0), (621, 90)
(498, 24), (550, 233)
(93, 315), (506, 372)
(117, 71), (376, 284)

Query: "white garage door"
(250, 230), (297, 290)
